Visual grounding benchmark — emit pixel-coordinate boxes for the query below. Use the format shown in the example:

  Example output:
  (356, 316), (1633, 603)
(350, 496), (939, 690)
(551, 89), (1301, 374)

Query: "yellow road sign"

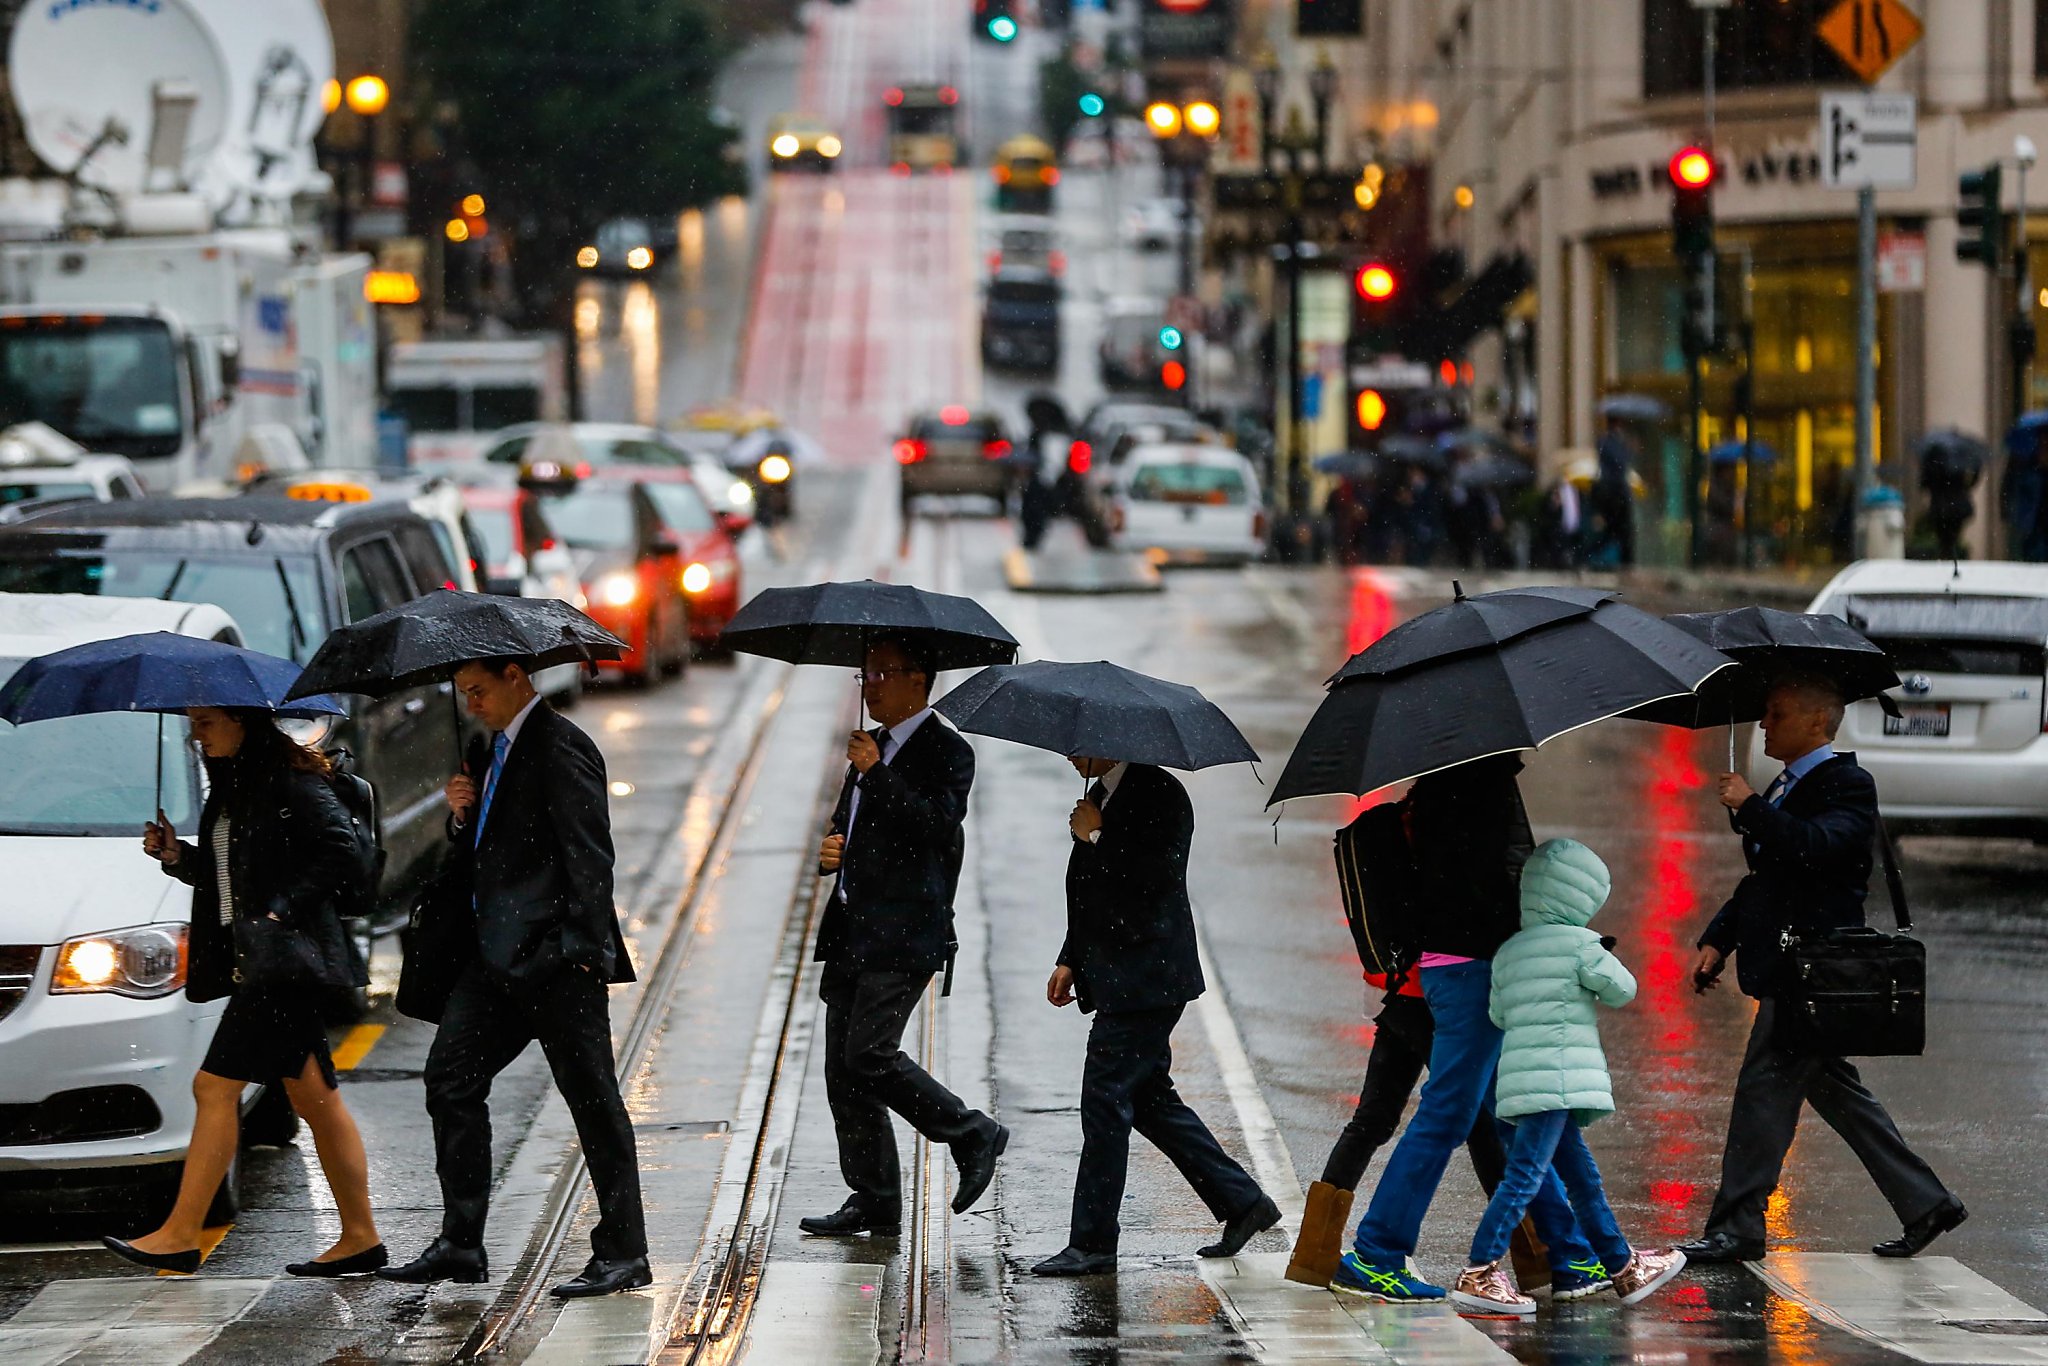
(1818, 0), (1923, 86)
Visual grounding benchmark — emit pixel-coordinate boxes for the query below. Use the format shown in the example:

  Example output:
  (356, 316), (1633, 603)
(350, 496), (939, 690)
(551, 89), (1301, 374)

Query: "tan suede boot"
(1284, 1181), (1354, 1286)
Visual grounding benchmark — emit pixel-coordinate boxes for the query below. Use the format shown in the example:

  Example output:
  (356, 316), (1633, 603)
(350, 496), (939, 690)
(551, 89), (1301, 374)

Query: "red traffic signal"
(1160, 360), (1188, 391)
(1669, 146), (1715, 191)
(1354, 263), (1398, 301)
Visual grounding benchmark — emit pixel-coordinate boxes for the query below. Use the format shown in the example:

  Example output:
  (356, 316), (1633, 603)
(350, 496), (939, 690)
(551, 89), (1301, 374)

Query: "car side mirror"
(647, 532), (682, 559)
(715, 510), (752, 539)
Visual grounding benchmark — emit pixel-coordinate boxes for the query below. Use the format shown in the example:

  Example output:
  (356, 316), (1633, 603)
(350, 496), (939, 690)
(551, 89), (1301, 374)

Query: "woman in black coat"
(102, 707), (384, 1277)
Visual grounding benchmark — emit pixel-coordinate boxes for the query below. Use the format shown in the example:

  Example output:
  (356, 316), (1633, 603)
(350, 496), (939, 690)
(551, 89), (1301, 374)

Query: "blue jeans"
(1352, 960), (1593, 1268)
(1471, 1110), (1632, 1270)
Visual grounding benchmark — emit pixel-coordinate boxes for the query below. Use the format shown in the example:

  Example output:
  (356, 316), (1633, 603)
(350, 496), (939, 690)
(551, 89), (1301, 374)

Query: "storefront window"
(1643, 0), (1855, 98)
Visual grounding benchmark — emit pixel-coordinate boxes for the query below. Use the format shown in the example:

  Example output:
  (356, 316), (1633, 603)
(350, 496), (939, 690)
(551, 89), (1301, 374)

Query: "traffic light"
(1957, 163), (2005, 270)
(975, 0), (1018, 41)
(1352, 260), (1404, 355)
(1355, 389), (1387, 431)
(1668, 146), (1718, 360)
(1078, 91), (1106, 118)
(1158, 325), (1184, 351)
(1160, 359), (1187, 391)
(1296, 0), (1364, 37)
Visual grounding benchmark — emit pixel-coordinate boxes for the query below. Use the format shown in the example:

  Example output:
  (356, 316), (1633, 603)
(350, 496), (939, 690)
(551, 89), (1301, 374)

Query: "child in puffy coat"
(1450, 838), (1688, 1316)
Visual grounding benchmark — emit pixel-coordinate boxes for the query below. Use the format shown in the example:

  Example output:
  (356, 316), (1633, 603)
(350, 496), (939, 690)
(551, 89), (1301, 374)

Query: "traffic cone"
(1284, 1181), (1354, 1286)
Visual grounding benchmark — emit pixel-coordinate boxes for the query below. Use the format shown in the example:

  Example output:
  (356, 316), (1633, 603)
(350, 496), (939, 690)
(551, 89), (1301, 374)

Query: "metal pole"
(1702, 4), (1717, 149)
(2016, 157), (2033, 424)
(1853, 184), (1877, 554)
(1688, 355), (1705, 565)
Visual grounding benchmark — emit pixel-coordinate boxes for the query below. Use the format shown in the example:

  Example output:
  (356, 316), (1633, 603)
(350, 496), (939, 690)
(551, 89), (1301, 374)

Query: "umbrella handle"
(449, 684), (464, 766)
(1727, 722), (1736, 772)
(155, 713), (163, 817)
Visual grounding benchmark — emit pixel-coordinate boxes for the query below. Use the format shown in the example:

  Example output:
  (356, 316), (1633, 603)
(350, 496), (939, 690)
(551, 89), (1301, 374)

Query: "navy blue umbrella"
(0, 632), (344, 809)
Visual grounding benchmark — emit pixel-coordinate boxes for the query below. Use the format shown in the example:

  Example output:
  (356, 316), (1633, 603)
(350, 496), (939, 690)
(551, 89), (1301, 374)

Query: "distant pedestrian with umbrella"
(933, 660), (1279, 1274)
(1916, 429), (1985, 560)
(283, 588), (649, 1298)
(720, 580), (1018, 1238)
(0, 634), (378, 1278)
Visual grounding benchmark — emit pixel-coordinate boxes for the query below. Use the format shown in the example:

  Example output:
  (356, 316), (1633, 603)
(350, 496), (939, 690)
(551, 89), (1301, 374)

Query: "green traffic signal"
(1158, 325), (1184, 350)
(987, 14), (1018, 39)
(1079, 92), (1106, 117)
(1957, 163), (2005, 269)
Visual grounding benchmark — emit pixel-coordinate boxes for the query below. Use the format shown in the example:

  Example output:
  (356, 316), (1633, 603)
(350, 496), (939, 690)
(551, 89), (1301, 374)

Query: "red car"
(626, 466), (744, 646)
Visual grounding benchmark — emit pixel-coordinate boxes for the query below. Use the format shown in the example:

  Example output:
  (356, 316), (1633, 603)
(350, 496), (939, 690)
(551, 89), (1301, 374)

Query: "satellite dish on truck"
(184, 0), (334, 213)
(7, 0), (232, 199)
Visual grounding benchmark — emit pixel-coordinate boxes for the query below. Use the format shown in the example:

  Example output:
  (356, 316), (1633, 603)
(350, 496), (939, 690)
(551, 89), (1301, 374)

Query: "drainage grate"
(1943, 1321), (2048, 1336)
(337, 1067), (424, 1083)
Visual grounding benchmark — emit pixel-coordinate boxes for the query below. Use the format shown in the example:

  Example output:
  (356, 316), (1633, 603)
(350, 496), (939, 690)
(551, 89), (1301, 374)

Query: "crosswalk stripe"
(0, 1277), (269, 1361)
(739, 1262), (885, 1364)
(1749, 1253), (2048, 1365)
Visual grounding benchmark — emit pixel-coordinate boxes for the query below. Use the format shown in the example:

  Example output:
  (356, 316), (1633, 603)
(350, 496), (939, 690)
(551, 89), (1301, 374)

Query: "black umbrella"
(1330, 583), (1617, 681)
(1313, 450), (1381, 483)
(1624, 607), (1902, 743)
(285, 589), (627, 699)
(1377, 435), (1448, 472)
(1916, 428), (1988, 486)
(1598, 393), (1670, 423)
(934, 660), (1257, 770)
(1271, 600), (1732, 804)
(1451, 451), (1537, 492)
(721, 579), (1018, 670)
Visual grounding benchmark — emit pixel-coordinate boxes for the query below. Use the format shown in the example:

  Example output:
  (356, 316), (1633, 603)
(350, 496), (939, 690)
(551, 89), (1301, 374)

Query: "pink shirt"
(1417, 953), (1475, 970)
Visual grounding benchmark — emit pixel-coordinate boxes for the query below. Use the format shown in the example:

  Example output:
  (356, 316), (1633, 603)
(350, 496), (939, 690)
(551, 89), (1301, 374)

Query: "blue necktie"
(1765, 769), (1793, 807)
(476, 732), (510, 841)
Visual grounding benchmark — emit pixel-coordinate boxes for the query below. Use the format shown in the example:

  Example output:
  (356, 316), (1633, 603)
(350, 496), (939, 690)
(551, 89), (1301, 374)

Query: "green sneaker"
(1330, 1251), (1447, 1302)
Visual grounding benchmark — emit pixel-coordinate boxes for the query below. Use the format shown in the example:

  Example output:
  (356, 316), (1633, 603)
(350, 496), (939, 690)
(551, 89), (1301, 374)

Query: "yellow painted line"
(156, 1223), (232, 1276)
(331, 1023), (385, 1072)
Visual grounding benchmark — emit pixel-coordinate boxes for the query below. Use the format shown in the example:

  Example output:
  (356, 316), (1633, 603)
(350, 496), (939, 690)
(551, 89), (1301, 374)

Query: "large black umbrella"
(285, 589), (626, 699)
(1331, 583), (1617, 681)
(934, 660), (1257, 770)
(1377, 435), (1448, 472)
(1624, 607), (1901, 734)
(1271, 600), (1732, 805)
(1450, 451), (1537, 492)
(1313, 450), (1381, 483)
(721, 579), (1018, 670)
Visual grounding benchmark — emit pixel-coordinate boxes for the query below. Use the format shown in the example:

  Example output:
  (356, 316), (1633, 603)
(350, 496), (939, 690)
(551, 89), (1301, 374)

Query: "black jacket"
(1058, 764), (1205, 1015)
(1699, 751), (1876, 998)
(441, 703), (632, 987)
(815, 715), (973, 974)
(1408, 753), (1533, 961)
(168, 758), (366, 1003)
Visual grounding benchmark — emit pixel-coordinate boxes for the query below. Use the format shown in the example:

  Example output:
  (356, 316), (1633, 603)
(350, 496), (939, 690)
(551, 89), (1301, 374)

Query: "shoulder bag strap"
(1875, 811), (1911, 931)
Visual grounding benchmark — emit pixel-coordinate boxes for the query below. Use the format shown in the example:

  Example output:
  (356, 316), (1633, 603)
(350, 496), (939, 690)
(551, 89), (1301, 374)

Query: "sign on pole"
(1816, 0), (1923, 86)
(1876, 229), (1926, 291)
(1821, 91), (1916, 189)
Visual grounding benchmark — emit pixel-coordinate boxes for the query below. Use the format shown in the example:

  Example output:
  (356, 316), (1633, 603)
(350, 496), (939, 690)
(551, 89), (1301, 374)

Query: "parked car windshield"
(0, 551), (326, 662)
(0, 660), (197, 836)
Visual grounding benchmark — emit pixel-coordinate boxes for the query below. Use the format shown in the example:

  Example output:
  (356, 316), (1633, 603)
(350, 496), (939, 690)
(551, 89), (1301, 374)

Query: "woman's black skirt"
(201, 988), (338, 1089)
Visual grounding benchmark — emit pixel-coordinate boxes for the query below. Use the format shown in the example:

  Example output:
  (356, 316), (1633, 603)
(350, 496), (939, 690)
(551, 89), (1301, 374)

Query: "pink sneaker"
(1611, 1247), (1687, 1305)
(1450, 1260), (1536, 1317)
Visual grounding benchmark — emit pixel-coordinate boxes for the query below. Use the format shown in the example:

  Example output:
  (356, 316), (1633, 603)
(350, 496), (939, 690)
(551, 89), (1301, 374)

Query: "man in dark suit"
(379, 656), (649, 1298)
(1031, 756), (1278, 1276)
(800, 638), (1008, 1238)
(1679, 674), (1963, 1265)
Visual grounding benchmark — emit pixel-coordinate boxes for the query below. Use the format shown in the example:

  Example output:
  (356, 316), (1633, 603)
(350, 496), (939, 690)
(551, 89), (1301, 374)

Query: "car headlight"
(726, 479), (756, 509)
(626, 246), (653, 271)
(758, 453), (793, 484)
(278, 714), (339, 749)
(576, 245), (599, 269)
(596, 571), (639, 607)
(818, 135), (843, 159)
(52, 924), (187, 998)
(771, 134), (801, 158)
(681, 561), (714, 594)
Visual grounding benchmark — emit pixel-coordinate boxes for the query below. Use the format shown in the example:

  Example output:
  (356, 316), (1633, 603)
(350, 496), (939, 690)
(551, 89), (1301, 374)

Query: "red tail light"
(1067, 440), (1092, 474)
(1109, 504), (1126, 533)
(987, 250), (1002, 272)
(894, 438), (927, 464)
(994, 165), (1012, 184)
(982, 439), (1012, 460)
(939, 86), (959, 105)
(1252, 510), (1268, 540)
(1048, 250), (1066, 275)
(1042, 167), (1060, 185)
(886, 87), (905, 106)
(541, 537), (558, 550)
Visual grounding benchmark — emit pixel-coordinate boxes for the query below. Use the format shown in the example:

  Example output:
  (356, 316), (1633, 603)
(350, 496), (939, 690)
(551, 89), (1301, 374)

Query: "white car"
(1122, 198), (1190, 251)
(1109, 443), (1267, 566)
(0, 593), (287, 1222)
(1789, 560), (2048, 838)
(245, 469), (484, 593)
(0, 426), (144, 521)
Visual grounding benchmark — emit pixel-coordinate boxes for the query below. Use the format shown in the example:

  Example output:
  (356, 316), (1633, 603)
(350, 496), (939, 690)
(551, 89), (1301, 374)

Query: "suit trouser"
(821, 964), (995, 1209)
(425, 962), (647, 1261)
(1069, 1004), (1263, 1254)
(1704, 999), (1953, 1243)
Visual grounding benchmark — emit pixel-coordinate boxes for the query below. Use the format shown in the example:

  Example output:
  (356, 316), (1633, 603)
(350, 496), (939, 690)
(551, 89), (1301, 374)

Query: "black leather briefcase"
(1776, 822), (1925, 1057)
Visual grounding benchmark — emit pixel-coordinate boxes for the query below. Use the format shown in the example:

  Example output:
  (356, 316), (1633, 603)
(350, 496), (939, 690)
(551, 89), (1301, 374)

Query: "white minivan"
(0, 593), (287, 1223)
(1109, 443), (1268, 566)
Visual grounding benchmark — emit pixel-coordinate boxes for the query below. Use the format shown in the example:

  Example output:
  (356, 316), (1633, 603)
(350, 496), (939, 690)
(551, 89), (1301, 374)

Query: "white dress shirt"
(1083, 761), (1129, 843)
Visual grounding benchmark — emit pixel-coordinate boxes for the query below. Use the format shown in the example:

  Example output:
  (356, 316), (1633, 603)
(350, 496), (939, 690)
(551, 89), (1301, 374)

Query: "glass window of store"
(1643, 0), (1856, 97)
(1601, 227), (1876, 567)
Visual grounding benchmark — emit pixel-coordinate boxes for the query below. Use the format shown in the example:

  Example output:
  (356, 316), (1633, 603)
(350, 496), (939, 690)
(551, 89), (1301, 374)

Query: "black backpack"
(323, 749), (386, 921)
(1333, 801), (1419, 982)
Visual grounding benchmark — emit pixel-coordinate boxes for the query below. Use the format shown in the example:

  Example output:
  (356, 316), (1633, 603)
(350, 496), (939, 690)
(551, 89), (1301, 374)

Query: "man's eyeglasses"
(854, 667), (925, 683)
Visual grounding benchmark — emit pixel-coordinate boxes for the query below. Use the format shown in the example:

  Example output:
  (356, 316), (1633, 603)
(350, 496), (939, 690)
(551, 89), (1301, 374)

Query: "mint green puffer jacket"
(1489, 838), (1637, 1126)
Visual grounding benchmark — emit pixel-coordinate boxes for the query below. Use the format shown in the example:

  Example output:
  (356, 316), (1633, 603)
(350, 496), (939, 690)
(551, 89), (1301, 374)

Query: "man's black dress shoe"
(286, 1244), (388, 1278)
(551, 1254), (653, 1298)
(1031, 1246), (1117, 1277)
(798, 1201), (900, 1238)
(1197, 1194), (1283, 1258)
(952, 1124), (1010, 1214)
(101, 1235), (200, 1275)
(1874, 1199), (1967, 1258)
(1674, 1231), (1765, 1265)
(375, 1237), (489, 1284)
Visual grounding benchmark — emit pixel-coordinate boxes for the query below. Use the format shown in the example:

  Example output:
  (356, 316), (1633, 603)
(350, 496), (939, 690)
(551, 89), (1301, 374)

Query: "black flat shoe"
(286, 1244), (388, 1278)
(952, 1123), (1009, 1214)
(1874, 1199), (1967, 1258)
(1198, 1195), (1282, 1258)
(101, 1235), (201, 1275)
(551, 1254), (652, 1298)
(799, 1201), (900, 1238)
(1675, 1231), (1765, 1265)
(375, 1237), (488, 1284)
(1032, 1246), (1117, 1277)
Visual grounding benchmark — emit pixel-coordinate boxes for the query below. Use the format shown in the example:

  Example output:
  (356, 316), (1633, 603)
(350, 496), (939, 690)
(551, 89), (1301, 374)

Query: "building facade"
(1298, 0), (2048, 564)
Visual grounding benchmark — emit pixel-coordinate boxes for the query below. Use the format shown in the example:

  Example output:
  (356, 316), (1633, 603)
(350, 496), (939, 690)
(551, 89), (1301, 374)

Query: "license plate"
(1884, 704), (1951, 737)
